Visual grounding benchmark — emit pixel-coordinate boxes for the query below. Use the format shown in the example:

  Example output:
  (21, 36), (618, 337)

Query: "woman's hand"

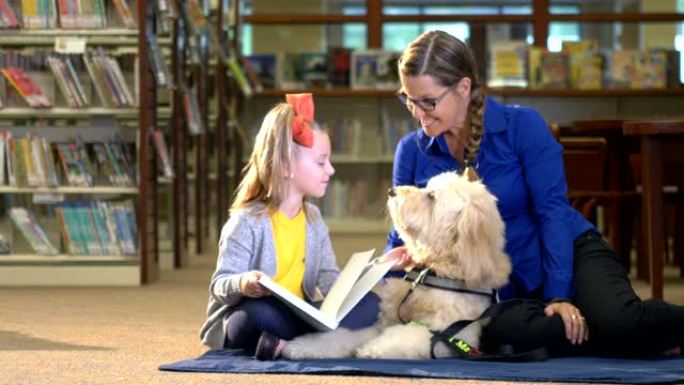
(383, 246), (413, 271)
(240, 270), (271, 298)
(544, 301), (589, 345)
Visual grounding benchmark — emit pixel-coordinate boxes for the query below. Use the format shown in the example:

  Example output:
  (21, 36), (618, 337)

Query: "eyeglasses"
(396, 86), (453, 112)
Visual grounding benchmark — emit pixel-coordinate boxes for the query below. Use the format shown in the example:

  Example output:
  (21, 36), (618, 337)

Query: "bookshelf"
(215, 0), (240, 234)
(0, 0), (170, 286)
(231, 1), (684, 261)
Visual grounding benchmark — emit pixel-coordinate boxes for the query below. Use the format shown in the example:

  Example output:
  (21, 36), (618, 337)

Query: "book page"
(318, 249), (375, 318)
(258, 275), (338, 331)
(335, 256), (395, 322)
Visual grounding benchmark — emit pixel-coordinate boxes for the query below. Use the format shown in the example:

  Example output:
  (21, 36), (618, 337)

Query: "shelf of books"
(0, 0), (177, 286)
(255, 88), (684, 98)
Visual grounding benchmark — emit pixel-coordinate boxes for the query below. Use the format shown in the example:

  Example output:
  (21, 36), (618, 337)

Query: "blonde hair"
(230, 103), (324, 216)
(398, 30), (486, 178)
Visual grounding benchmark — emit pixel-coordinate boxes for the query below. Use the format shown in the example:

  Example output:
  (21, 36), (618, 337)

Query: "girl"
(199, 93), (380, 359)
(386, 30), (684, 357)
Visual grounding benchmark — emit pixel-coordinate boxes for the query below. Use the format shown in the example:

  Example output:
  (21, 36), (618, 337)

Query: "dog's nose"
(388, 187), (396, 197)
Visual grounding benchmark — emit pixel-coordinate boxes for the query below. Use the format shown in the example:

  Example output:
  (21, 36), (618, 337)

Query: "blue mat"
(159, 349), (684, 384)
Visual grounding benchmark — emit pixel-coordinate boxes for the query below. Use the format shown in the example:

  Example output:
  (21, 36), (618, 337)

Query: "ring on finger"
(571, 314), (577, 320)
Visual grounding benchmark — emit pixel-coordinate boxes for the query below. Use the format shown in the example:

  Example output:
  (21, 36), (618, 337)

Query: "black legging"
(482, 231), (684, 357)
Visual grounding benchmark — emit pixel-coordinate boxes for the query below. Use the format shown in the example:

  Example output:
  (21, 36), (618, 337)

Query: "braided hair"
(398, 30), (486, 180)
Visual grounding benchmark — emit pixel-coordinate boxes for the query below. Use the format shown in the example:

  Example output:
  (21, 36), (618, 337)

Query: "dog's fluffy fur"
(283, 172), (512, 360)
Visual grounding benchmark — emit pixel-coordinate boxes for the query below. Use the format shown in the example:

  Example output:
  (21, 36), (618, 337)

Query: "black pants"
(482, 231), (684, 357)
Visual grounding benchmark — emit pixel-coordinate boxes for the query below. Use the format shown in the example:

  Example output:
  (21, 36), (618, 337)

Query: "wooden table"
(623, 120), (684, 299)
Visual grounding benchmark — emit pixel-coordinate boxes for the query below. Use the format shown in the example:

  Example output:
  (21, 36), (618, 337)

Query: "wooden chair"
(566, 119), (643, 272)
(560, 137), (609, 220)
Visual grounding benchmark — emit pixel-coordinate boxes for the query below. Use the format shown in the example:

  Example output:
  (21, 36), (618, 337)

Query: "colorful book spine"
(0, 0), (20, 28)
(9, 207), (58, 255)
(112, 0), (136, 28)
(152, 130), (174, 178)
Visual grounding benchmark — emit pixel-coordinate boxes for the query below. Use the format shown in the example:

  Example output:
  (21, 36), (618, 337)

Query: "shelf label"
(32, 193), (65, 204)
(55, 37), (87, 54)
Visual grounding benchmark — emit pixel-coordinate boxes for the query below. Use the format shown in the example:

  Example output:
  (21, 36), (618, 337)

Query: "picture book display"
(258, 249), (395, 331)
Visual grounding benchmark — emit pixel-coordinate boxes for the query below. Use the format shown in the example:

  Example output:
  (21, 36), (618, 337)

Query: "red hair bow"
(286, 93), (314, 148)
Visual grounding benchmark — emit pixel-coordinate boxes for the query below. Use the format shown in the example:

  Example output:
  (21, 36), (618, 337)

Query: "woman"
(386, 30), (684, 357)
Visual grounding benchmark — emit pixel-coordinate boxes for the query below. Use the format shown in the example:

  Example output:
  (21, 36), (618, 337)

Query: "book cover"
(374, 51), (400, 90)
(328, 47), (352, 87)
(632, 51), (667, 89)
(276, 52), (304, 90)
(245, 54), (276, 90)
(562, 40), (599, 89)
(59, 204), (83, 255)
(608, 50), (636, 89)
(146, 31), (173, 89)
(576, 53), (604, 90)
(111, 202), (136, 255)
(241, 57), (263, 93)
(0, 0), (20, 28)
(539, 51), (570, 89)
(9, 207), (58, 255)
(299, 52), (329, 88)
(41, 137), (58, 187)
(487, 41), (528, 88)
(527, 46), (543, 89)
(112, 0), (136, 29)
(350, 50), (378, 89)
(1, 67), (52, 108)
(258, 249), (395, 331)
(183, 87), (204, 135)
(227, 56), (253, 97)
(152, 129), (174, 178)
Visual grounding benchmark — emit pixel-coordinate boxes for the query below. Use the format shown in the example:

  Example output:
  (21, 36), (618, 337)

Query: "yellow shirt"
(270, 209), (306, 299)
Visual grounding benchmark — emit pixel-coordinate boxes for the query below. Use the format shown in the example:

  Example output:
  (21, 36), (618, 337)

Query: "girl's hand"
(544, 301), (589, 345)
(240, 270), (270, 298)
(383, 246), (413, 271)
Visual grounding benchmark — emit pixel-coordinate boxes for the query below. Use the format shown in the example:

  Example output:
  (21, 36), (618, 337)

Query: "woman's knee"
(483, 301), (566, 348)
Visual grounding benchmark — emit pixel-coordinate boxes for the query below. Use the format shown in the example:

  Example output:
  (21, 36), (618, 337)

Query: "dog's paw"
(282, 334), (329, 360)
(282, 328), (377, 359)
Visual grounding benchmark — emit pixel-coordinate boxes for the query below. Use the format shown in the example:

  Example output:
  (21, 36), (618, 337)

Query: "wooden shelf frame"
(0, 186), (139, 194)
(0, 254), (138, 263)
(170, 8), (190, 269)
(0, 107), (171, 120)
(0, 30), (171, 46)
(137, 0), (160, 284)
(241, 0), (684, 50)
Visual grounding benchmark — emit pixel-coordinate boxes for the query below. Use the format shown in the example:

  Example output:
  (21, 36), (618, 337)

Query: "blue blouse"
(385, 97), (594, 301)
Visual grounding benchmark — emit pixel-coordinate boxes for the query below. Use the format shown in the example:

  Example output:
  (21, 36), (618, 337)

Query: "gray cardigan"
(199, 202), (340, 348)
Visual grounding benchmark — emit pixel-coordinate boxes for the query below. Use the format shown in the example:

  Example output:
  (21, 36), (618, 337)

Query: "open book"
(258, 249), (395, 331)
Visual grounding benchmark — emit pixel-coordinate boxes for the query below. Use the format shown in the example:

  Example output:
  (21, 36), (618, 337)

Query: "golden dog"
(282, 172), (511, 359)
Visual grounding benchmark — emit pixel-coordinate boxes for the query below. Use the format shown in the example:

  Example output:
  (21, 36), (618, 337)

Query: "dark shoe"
(255, 331), (280, 361)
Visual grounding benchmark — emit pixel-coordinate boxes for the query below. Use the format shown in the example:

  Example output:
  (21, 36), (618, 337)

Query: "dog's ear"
(464, 167), (479, 182)
(452, 184), (511, 288)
